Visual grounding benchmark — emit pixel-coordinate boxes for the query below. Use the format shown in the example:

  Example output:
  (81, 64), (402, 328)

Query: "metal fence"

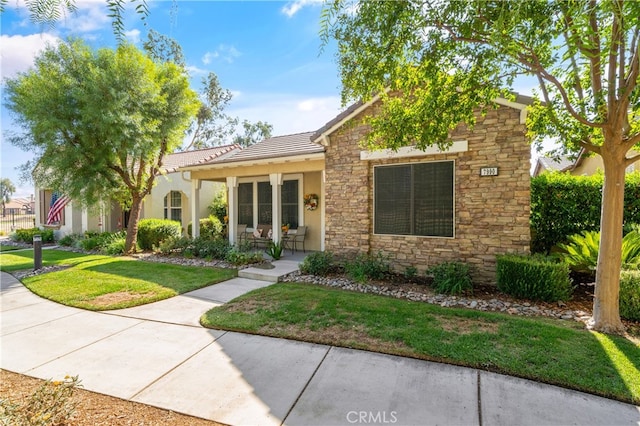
(0, 212), (36, 235)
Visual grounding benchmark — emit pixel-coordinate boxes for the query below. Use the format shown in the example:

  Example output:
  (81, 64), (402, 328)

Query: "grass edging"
(201, 282), (640, 405)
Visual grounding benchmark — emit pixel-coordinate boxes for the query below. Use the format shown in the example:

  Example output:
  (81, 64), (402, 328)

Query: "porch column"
(270, 173), (283, 243)
(227, 177), (238, 244)
(191, 178), (201, 238)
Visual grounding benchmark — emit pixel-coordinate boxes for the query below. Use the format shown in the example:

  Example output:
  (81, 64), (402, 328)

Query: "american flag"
(46, 192), (70, 225)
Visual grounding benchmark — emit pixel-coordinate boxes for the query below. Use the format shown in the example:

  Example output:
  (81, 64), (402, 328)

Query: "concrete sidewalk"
(1, 270), (639, 425)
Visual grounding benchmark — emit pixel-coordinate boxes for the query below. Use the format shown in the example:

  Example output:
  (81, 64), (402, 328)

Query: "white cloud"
(228, 94), (341, 136)
(0, 33), (60, 79)
(125, 29), (141, 44)
(281, 0), (324, 18)
(202, 44), (241, 64)
(186, 65), (208, 77)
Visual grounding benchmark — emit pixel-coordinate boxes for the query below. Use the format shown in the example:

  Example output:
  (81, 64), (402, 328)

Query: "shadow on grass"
(84, 258), (236, 294)
(0, 250), (105, 272)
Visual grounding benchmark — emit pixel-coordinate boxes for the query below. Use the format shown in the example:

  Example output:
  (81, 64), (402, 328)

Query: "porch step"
(238, 259), (300, 282)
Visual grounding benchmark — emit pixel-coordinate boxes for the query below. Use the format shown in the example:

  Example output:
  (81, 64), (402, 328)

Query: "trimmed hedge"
(11, 227), (55, 244)
(137, 219), (182, 250)
(187, 216), (223, 240)
(620, 271), (640, 321)
(496, 254), (572, 302)
(531, 172), (640, 253)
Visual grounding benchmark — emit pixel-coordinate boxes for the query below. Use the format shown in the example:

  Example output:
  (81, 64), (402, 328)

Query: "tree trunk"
(124, 195), (143, 254)
(591, 150), (626, 334)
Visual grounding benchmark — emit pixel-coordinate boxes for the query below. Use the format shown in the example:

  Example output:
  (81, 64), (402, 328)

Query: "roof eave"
(181, 152), (326, 172)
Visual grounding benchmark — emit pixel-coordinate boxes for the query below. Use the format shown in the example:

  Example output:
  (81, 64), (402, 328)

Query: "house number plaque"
(480, 167), (499, 176)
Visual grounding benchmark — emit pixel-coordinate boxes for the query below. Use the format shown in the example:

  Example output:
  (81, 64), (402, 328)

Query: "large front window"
(282, 180), (299, 228)
(257, 181), (272, 224)
(374, 161), (454, 237)
(236, 178), (300, 227)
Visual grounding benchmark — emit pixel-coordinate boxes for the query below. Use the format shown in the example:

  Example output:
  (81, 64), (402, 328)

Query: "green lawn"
(2, 250), (237, 310)
(0, 249), (105, 271)
(0, 245), (23, 252)
(201, 282), (640, 405)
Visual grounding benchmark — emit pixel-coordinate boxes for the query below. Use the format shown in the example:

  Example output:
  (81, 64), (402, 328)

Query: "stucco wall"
(143, 173), (222, 234)
(324, 104), (531, 284)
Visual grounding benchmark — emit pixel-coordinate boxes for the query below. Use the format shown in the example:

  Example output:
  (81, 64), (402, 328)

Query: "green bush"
(58, 234), (81, 247)
(225, 248), (263, 266)
(192, 237), (231, 259)
(531, 172), (640, 253)
(555, 230), (640, 273)
(619, 271), (640, 321)
(427, 261), (473, 295)
(496, 254), (572, 302)
(344, 251), (391, 283)
(137, 219), (182, 250)
(207, 188), (228, 223)
(187, 216), (224, 240)
(11, 228), (55, 244)
(300, 251), (336, 276)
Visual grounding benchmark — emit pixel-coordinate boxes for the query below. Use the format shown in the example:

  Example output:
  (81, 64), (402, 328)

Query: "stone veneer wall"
(324, 103), (531, 284)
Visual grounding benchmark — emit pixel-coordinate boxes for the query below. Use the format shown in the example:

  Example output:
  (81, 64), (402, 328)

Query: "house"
(533, 150), (640, 176)
(185, 95), (533, 283)
(34, 144), (239, 236)
(3, 196), (35, 215)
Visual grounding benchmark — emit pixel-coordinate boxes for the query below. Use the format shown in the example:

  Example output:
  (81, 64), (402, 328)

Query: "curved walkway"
(1, 270), (639, 425)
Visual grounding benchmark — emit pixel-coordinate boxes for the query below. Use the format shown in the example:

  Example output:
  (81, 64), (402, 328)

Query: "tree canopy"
(323, 0), (639, 333)
(0, 178), (16, 215)
(5, 39), (200, 252)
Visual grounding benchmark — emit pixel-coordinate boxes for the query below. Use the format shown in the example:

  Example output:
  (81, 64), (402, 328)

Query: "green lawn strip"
(0, 249), (105, 271)
(18, 255), (236, 311)
(201, 282), (640, 405)
(0, 245), (23, 252)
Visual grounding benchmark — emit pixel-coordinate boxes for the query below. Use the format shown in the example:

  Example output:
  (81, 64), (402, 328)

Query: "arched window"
(164, 191), (182, 222)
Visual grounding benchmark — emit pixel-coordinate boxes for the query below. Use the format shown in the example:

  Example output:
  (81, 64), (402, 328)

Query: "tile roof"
(198, 132), (323, 166)
(161, 144), (240, 173)
(537, 155), (575, 172)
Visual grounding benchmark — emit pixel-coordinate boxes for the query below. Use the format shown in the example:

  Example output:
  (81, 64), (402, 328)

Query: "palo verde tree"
(323, 0), (640, 334)
(5, 39), (200, 253)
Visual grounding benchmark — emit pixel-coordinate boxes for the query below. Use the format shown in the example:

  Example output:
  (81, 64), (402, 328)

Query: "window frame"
(373, 160), (455, 239)
(237, 174), (304, 229)
(163, 190), (183, 223)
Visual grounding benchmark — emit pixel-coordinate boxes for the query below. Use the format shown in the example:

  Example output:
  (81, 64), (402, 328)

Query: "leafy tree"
(0, 0), (149, 42)
(5, 39), (200, 253)
(143, 31), (273, 150)
(0, 178), (16, 217)
(233, 120), (273, 148)
(323, 0), (640, 334)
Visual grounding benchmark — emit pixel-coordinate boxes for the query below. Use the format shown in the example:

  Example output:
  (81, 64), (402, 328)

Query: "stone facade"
(324, 103), (531, 284)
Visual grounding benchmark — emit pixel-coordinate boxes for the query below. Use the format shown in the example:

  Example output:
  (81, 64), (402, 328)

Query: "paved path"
(1, 266), (639, 425)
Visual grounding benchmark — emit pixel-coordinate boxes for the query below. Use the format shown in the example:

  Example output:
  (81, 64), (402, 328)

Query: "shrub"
(137, 219), (182, 250)
(79, 236), (101, 251)
(619, 271), (640, 321)
(344, 251), (391, 283)
(11, 228), (54, 244)
(555, 230), (640, 273)
(265, 241), (284, 260)
(187, 216), (224, 240)
(192, 237), (231, 259)
(531, 172), (640, 253)
(58, 234), (81, 247)
(404, 266), (419, 280)
(207, 188), (228, 223)
(496, 254), (572, 302)
(0, 375), (81, 425)
(225, 248), (263, 266)
(300, 251), (336, 276)
(427, 261), (472, 295)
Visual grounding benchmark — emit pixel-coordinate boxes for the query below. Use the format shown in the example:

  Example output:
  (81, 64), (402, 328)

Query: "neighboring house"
(3, 196), (35, 215)
(185, 95), (533, 283)
(34, 144), (239, 236)
(533, 150), (640, 176)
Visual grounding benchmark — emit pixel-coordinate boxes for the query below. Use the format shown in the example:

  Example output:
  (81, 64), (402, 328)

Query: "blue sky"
(1, 0), (342, 198)
(1, 0), (541, 199)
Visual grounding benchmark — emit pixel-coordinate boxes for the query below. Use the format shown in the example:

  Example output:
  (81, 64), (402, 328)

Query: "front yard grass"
(1, 249), (236, 310)
(201, 282), (640, 405)
(0, 249), (105, 271)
